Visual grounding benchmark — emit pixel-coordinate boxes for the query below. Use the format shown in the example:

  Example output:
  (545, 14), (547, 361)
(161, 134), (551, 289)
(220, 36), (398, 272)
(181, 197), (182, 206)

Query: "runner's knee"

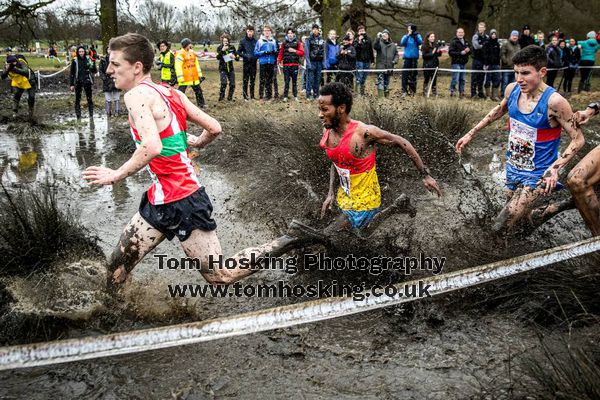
(567, 169), (587, 192)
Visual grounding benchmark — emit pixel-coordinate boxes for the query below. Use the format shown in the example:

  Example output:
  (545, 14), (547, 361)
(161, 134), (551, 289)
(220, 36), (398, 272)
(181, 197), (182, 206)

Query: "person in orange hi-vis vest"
(175, 38), (206, 108)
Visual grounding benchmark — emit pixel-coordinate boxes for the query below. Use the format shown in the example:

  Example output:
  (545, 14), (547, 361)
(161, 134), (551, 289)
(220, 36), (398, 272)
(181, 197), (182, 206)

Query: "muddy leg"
(362, 194), (416, 236)
(492, 187), (541, 233)
(527, 197), (576, 229)
(567, 146), (600, 236)
(108, 212), (165, 286)
(322, 214), (351, 237)
(181, 229), (302, 284)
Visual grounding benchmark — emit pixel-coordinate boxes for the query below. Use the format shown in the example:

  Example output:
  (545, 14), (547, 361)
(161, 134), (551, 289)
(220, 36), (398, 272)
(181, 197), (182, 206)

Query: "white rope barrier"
(0, 236), (598, 371)
(320, 66), (597, 74)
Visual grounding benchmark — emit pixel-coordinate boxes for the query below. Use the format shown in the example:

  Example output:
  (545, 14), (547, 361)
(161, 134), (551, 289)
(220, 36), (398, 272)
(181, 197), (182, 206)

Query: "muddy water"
(0, 108), (595, 399)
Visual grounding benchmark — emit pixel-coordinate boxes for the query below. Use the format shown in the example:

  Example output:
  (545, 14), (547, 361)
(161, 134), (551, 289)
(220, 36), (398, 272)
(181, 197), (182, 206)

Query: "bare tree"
(137, 0), (178, 42)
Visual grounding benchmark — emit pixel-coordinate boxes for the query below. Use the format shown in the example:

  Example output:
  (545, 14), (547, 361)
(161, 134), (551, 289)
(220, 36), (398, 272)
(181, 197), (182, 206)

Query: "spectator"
(157, 40), (176, 87)
(501, 30), (520, 95)
(89, 44), (98, 63)
(254, 25), (279, 101)
(175, 38), (206, 108)
(483, 29), (501, 100)
(578, 31), (598, 93)
(1, 54), (36, 119)
(69, 46), (97, 119)
(421, 31), (442, 96)
(448, 27), (471, 98)
(471, 22), (488, 99)
(354, 25), (374, 96)
(305, 24), (325, 100)
(563, 38), (580, 95)
(535, 31), (545, 48)
(335, 33), (356, 89)
(277, 27), (304, 101)
(400, 23), (423, 96)
(373, 29), (398, 98)
(300, 34), (308, 94)
(545, 36), (561, 88)
(216, 34), (238, 101)
(99, 47), (120, 116)
(272, 33), (280, 99)
(324, 30), (339, 83)
(238, 25), (258, 101)
(519, 25), (535, 49)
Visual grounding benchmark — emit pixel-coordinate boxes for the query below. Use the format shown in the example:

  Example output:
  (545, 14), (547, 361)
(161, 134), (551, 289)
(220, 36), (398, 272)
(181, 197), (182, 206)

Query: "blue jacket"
(400, 33), (423, 59)
(324, 39), (339, 68)
(254, 36), (279, 65)
(579, 38), (599, 62)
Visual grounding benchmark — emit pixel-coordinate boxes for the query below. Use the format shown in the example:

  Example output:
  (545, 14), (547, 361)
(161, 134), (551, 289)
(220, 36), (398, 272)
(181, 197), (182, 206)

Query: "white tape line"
(0, 236), (598, 371)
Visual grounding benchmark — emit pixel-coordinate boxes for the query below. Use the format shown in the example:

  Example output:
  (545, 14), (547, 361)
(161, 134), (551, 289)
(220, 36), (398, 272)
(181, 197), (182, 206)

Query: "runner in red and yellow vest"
(175, 38), (206, 107)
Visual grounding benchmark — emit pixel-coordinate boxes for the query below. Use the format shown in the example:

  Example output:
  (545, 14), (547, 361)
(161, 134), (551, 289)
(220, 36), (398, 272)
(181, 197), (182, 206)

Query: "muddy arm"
(175, 90), (222, 148)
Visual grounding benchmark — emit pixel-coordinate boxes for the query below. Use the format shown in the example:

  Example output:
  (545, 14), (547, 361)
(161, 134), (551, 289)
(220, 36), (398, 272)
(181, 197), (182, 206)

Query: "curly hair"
(320, 82), (353, 114)
(512, 44), (548, 70)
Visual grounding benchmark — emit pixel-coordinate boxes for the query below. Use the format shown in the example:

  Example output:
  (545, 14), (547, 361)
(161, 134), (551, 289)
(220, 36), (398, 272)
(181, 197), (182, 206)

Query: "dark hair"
(320, 82), (353, 114)
(312, 24), (320, 30)
(512, 44), (547, 70)
(357, 25), (366, 31)
(421, 31), (435, 52)
(246, 25), (254, 31)
(109, 33), (155, 74)
(287, 27), (296, 34)
(158, 40), (170, 49)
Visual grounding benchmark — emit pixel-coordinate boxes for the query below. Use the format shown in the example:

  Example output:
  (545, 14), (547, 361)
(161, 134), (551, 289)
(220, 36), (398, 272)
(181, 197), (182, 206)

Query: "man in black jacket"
(471, 21), (488, 98)
(336, 34), (356, 89)
(519, 25), (535, 49)
(354, 25), (374, 95)
(69, 45), (97, 119)
(238, 25), (258, 100)
(482, 29), (501, 100)
(448, 28), (471, 98)
(545, 36), (561, 88)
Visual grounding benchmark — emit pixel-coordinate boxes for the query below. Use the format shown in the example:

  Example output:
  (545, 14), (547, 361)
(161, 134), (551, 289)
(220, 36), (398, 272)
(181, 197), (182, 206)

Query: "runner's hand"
(320, 193), (334, 219)
(70, 85), (74, 92)
(455, 131), (473, 154)
(423, 175), (442, 197)
(187, 134), (201, 147)
(82, 166), (121, 185)
(574, 109), (594, 126)
(539, 168), (559, 195)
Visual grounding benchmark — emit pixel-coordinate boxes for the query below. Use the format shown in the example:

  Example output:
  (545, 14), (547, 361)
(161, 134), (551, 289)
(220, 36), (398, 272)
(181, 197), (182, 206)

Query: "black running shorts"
(139, 187), (217, 242)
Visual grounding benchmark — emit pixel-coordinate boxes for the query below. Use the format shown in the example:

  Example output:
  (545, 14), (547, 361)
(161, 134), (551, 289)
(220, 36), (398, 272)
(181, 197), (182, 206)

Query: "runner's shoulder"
(504, 82), (518, 98)
(358, 122), (385, 140)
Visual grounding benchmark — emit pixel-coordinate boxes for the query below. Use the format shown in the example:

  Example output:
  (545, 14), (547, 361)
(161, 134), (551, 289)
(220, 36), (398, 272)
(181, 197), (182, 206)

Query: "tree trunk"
(456, 0), (483, 37)
(99, 0), (118, 50)
(346, 0), (367, 31)
(321, 0), (341, 35)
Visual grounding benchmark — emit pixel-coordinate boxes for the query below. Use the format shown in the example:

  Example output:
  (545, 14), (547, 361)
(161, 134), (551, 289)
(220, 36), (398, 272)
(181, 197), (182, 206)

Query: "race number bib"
(334, 164), (352, 197)
(507, 118), (536, 171)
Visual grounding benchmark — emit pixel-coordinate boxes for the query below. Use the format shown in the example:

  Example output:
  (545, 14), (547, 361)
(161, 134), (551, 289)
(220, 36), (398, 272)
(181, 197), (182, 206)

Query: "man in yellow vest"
(157, 40), (176, 87)
(1, 55), (36, 119)
(175, 38), (206, 107)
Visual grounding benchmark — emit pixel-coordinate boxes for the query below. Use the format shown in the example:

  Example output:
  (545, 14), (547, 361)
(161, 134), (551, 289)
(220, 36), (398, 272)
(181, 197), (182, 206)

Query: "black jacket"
(546, 44), (561, 68)
(336, 44), (356, 70)
(519, 34), (535, 49)
(238, 36), (258, 63)
(448, 37), (471, 65)
(216, 44), (238, 72)
(354, 34), (374, 63)
(306, 34), (325, 62)
(70, 55), (96, 85)
(421, 44), (441, 68)
(280, 36), (302, 65)
(566, 46), (581, 66)
(99, 55), (118, 92)
(482, 38), (501, 65)
(472, 32), (489, 61)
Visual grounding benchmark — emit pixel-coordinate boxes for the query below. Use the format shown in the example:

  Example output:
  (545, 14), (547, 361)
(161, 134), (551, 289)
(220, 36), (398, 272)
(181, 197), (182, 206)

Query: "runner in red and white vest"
(83, 33), (326, 287)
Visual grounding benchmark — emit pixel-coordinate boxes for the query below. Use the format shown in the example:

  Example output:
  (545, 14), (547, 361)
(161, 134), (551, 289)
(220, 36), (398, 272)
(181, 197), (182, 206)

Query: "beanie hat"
(587, 31), (597, 40)
(523, 24), (530, 31)
(6, 55), (16, 63)
(382, 29), (390, 35)
(181, 38), (192, 48)
(511, 30), (519, 37)
(490, 29), (497, 36)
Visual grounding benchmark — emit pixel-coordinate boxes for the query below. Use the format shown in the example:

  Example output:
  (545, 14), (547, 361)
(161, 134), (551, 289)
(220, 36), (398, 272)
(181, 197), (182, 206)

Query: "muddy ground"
(0, 69), (599, 399)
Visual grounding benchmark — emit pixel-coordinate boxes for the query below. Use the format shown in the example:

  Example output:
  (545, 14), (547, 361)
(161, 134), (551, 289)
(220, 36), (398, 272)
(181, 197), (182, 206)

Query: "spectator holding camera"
(373, 29), (398, 98)
(2, 54), (36, 119)
(354, 25), (374, 95)
(421, 32), (442, 96)
(400, 23), (423, 96)
(336, 33), (356, 89)
(448, 27), (470, 98)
